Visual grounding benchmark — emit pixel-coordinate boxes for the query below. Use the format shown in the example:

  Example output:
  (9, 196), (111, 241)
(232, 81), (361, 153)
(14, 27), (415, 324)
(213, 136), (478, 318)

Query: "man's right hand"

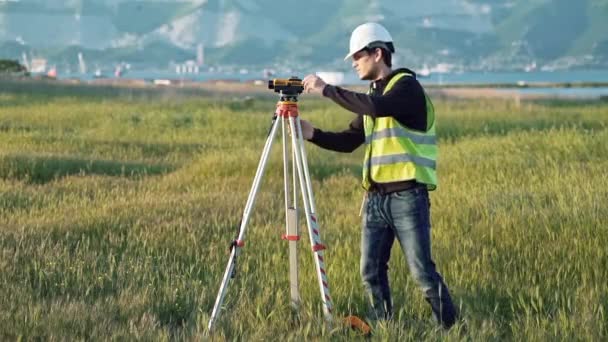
(299, 119), (315, 140)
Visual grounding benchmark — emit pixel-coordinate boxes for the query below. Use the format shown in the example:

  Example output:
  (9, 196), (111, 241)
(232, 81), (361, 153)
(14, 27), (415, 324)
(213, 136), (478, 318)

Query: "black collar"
(370, 68), (417, 92)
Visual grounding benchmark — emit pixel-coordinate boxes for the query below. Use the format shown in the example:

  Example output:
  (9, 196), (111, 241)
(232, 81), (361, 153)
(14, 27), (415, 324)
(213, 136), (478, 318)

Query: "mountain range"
(1, 0), (607, 72)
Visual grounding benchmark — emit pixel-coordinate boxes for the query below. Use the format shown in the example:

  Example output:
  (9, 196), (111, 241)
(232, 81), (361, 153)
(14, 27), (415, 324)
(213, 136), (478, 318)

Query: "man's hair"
(362, 47), (392, 68)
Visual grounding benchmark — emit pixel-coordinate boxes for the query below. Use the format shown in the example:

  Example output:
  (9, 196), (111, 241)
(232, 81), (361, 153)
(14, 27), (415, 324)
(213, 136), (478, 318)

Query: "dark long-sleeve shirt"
(309, 68), (429, 192)
(310, 68), (427, 152)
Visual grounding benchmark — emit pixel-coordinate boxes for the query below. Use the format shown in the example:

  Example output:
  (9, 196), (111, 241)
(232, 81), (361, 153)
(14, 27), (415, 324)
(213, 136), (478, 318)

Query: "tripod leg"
(294, 117), (317, 212)
(288, 116), (334, 325)
(282, 118), (301, 311)
(208, 117), (281, 333)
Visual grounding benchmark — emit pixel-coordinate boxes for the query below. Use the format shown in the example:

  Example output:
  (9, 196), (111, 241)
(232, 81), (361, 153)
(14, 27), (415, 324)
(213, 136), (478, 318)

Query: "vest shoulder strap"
(383, 72), (411, 95)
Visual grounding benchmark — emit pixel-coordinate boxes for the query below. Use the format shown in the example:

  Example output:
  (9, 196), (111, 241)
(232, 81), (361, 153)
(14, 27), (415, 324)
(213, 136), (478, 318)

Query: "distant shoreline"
(1, 76), (608, 100)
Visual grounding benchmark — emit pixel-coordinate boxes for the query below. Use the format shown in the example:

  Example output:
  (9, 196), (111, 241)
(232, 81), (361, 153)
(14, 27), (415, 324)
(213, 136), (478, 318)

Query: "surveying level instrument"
(207, 76), (334, 333)
(267, 77), (304, 95)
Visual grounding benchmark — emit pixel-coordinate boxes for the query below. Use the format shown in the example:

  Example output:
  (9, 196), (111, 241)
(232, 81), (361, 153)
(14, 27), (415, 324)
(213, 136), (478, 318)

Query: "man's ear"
(374, 48), (383, 63)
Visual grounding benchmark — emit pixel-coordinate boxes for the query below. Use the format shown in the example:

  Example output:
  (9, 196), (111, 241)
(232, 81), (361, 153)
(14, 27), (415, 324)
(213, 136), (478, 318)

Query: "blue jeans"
(360, 186), (457, 327)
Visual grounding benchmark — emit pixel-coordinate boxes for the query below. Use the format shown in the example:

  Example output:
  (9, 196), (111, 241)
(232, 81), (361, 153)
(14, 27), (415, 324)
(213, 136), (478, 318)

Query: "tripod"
(207, 87), (333, 333)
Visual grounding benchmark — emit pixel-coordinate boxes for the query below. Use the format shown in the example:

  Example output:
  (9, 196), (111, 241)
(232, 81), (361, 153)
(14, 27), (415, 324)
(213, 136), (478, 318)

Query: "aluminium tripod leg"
(288, 116), (334, 324)
(281, 118), (301, 311)
(207, 117), (281, 333)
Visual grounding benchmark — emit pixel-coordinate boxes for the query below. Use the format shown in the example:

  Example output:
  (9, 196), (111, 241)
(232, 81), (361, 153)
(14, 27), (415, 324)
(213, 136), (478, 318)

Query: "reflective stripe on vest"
(362, 72), (438, 190)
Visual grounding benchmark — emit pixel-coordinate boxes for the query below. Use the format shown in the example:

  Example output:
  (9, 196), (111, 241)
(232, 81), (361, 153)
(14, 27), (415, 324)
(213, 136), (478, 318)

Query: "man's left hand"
(303, 74), (327, 95)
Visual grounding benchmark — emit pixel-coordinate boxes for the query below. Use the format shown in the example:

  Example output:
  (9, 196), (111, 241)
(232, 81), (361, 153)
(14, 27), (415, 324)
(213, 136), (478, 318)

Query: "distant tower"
(197, 43), (205, 66)
(78, 52), (87, 74)
(21, 52), (30, 70)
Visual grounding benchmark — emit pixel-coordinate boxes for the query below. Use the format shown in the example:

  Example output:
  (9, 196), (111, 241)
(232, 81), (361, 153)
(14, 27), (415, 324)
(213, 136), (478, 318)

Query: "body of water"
(64, 68), (608, 84)
(415, 69), (608, 86)
(58, 68), (608, 98)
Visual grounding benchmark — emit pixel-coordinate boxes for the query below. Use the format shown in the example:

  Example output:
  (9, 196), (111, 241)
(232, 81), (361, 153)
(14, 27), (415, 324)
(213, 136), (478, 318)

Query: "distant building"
(30, 58), (47, 73)
(263, 68), (275, 78)
(115, 63), (130, 77)
(21, 53), (30, 70)
(176, 60), (199, 74)
(78, 52), (87, 74)
(197, 43), (205, 66)
(153, 79), (172, 86)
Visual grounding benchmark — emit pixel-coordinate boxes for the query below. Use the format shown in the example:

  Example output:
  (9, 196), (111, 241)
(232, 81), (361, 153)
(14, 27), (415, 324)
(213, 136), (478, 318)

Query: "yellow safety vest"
(362, 72), (438, 190)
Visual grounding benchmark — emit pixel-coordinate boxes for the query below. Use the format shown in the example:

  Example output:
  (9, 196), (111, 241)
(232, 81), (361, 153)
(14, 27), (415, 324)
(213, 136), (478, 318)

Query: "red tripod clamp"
(276, 102), (299, 118)
(282, 234), (300, 241)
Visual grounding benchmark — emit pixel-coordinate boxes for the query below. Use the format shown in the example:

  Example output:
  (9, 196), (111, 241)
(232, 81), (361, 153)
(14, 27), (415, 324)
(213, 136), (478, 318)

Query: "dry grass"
(0, 83), (607, 340)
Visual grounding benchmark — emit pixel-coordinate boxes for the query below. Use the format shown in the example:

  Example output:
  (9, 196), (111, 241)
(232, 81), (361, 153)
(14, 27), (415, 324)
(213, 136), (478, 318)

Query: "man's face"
(351, 49), (380, 80)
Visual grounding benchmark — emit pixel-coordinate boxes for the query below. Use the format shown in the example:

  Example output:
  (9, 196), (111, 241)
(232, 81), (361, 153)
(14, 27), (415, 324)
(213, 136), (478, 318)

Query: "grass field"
(1, 82), (607, 340)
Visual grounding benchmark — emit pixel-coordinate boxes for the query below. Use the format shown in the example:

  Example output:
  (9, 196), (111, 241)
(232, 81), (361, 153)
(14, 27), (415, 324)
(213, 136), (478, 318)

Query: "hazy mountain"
(1, 0), (607, 71)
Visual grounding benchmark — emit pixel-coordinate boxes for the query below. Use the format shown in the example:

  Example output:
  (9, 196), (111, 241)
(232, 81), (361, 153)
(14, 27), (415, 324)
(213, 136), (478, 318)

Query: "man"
(301, 22), (458, 329)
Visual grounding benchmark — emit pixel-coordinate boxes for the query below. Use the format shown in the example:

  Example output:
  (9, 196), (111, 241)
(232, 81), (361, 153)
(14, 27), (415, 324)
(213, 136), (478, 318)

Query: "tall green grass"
(1, 84), (606, 340)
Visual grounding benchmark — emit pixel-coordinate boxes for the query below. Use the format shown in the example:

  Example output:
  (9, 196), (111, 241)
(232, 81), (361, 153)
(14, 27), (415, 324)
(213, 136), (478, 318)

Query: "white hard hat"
(344, 22), (394, 61)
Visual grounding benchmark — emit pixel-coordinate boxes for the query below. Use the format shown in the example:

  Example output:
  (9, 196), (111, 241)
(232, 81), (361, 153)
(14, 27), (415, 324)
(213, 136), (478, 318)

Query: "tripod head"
(268, 77), (304, 97)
